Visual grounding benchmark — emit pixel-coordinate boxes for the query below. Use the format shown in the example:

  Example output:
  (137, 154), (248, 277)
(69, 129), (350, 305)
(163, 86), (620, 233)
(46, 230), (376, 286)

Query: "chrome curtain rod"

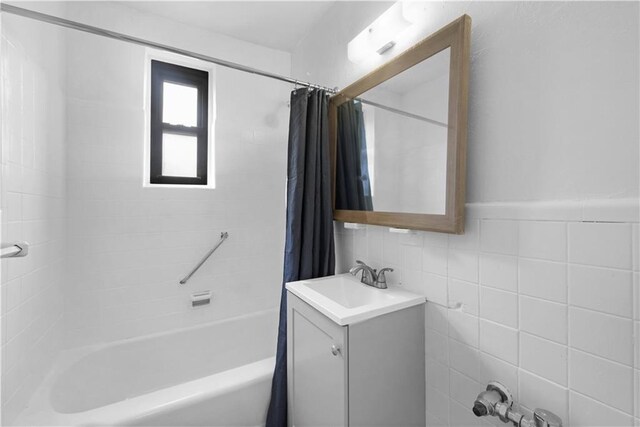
(358, 99), (448, 128)
(0, 3), (445, 127)
(0, 3), (334, 92)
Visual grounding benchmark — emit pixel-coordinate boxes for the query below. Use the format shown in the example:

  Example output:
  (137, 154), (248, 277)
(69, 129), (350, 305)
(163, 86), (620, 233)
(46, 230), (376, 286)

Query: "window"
(150, 60), (209, 185)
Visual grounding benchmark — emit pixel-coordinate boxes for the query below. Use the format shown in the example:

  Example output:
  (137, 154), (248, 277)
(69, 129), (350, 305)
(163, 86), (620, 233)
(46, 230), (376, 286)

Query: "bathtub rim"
(19, 357), (275, 426)
(67, 307), (279, 355)
(15, 308), (277, 426)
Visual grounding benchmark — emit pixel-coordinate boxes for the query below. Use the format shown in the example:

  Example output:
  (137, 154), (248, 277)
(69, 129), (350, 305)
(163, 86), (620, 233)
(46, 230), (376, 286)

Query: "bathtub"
(16, 310), (278, 426)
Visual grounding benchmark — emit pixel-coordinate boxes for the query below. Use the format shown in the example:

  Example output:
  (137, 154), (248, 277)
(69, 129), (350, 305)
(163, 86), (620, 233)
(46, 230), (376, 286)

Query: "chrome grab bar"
(1, 242), (30, 259)
(179, 232), (228, 285)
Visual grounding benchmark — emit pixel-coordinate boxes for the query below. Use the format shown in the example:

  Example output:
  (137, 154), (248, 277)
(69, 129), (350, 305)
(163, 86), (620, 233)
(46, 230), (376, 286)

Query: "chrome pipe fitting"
(473, 381), (512, 417)
(472, 382), (562, 427)
(530, 409), (563, 427)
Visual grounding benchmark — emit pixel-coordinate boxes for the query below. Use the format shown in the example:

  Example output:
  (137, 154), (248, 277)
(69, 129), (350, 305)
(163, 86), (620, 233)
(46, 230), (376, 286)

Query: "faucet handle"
(533, 409), (562, 427)
(377, 267), (394, 285)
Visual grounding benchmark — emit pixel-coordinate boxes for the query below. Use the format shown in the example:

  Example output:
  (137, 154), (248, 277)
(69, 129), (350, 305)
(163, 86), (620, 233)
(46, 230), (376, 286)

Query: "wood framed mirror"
(329, 15), (471, 234)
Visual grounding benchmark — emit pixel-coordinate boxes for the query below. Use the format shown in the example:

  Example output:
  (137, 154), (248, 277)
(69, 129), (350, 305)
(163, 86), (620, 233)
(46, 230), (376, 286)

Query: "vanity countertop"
(286, 273), (425, 326)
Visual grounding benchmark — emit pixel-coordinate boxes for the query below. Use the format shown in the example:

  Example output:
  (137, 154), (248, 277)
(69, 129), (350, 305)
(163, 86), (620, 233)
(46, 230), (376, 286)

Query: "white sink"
(286, 273), (425, 326)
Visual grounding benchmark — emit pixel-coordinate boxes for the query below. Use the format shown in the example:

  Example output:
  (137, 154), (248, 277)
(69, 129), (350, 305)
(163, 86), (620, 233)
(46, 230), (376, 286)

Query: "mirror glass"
(335, 47), (451, 215)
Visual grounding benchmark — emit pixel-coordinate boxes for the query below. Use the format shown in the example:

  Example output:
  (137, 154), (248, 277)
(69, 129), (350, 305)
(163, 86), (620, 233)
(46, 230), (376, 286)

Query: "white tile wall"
(426, 328), (449, 366)
(632, 224), (639, 272)
(448, 250), (479, 283)
(480, 287), (518, 328)
(448, 310), (478, 348)
(518, 369), (568, 421)
(479, 320), (518, 365)
(569, 265), (633, 317)
(569, 307), (633, 366)
(519, 332), (567, 386)
(520, 295), (568, 344)
(61, 2), (290, 348)
(480, 220), (518, 255)
(449, 338), (480, 380)
(335, 213), (639, 426)
(423, 273), (448, 308)
(518, 258), (567, 303)
(451, 218), (479, 247)
(634, 369), (639, 419)
(519, 221), (567, 262)
(479, 253), (518, 292)
(570, 391), (634, 427)
(426, 385), (450, 424)
(448, 278), (478, 315)
(426, 358), (450, 395)
(1, 4), (291, 422)
(569, 349), (634, 413)
(476, 352), (518, 395)
(1, 9), (67, 425)
(568, 223), (632, 269)
(423, 244), (448, 276)
(449, 369), (481, 413)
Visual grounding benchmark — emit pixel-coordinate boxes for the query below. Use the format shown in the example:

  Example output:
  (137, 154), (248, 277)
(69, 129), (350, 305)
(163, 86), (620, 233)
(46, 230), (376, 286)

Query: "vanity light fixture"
(347, 2), (412, 63)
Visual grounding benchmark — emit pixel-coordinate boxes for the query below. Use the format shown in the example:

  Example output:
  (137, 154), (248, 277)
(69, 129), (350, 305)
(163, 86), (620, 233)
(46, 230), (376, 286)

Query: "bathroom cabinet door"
(288, 294), (348, 427)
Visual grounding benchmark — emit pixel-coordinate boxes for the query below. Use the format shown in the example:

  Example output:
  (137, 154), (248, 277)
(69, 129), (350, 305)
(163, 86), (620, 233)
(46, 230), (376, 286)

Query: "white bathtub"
(16, 310), (278, 427)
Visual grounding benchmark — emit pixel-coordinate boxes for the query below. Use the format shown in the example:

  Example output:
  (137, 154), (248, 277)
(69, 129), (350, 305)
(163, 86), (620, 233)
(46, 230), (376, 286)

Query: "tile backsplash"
(1, 7), (67, 424)
(2, 3), (291, 422)
(335, 205), (639, 426)
(62, 2), (290, 348)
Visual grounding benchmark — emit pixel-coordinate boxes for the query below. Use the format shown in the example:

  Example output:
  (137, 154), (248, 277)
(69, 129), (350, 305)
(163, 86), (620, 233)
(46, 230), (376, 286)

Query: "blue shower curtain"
(266, 88), (335, 427)
(335, 100), (374, 211)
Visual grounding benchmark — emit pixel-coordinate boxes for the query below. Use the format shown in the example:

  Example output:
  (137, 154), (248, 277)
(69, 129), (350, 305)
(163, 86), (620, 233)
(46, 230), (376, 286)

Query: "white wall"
(0, 3), (67, 424)
(293, 1), (639, 204)
(293, 2), (639, 426)
(61, 1), (290, 347)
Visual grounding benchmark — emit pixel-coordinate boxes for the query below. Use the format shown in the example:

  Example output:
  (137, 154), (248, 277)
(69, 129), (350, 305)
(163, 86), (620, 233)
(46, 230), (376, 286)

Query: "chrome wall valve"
(472, 381), (562, 427)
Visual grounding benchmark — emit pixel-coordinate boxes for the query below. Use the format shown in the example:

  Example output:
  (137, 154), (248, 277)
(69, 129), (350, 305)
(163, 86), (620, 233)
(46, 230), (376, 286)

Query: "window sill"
(143, 183), (216, 189)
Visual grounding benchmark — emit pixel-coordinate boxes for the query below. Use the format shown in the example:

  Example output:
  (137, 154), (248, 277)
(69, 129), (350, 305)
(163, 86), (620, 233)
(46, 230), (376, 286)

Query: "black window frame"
(150, 60), (209, 185)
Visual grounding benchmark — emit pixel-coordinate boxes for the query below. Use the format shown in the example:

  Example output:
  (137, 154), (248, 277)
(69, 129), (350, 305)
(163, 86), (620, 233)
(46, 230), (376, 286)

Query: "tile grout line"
(565, 221), (573, 426)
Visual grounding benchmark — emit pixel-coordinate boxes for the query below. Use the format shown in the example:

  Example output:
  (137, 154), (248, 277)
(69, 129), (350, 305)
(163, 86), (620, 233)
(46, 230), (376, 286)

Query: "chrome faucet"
(349, 261), (377, 285)
(349, 260), (394, 289)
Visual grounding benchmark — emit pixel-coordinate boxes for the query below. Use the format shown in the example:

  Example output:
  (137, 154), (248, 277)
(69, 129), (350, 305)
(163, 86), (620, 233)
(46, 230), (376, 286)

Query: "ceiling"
(121, 1), (335, 52)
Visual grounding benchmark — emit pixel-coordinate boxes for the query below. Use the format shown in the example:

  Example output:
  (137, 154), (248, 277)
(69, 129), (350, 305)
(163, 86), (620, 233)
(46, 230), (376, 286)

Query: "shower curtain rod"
(0, 3), (446, 128)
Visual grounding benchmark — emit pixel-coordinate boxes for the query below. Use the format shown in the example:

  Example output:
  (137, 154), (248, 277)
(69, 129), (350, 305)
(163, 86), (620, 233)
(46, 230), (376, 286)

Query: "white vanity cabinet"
(287, 292), (425, 427)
